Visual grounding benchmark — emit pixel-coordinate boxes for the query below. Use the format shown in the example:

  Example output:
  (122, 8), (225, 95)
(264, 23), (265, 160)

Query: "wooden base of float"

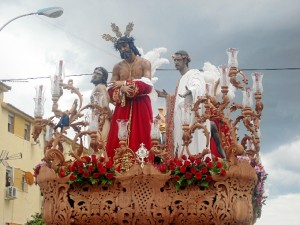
(37, 160), (257, 225)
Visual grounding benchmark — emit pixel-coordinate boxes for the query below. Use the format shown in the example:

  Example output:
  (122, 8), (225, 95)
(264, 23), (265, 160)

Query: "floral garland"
(237, 155), (268, 219)
(156, 155), (227, 191)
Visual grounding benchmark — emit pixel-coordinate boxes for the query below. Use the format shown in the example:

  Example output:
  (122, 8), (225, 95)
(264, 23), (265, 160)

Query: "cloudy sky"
(0, 0), (299, 224)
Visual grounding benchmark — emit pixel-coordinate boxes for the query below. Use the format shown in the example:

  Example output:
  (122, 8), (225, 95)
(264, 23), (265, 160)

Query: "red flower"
(180, 166), (187, 173)
(59, 169), (66, 177)
(77, 167), (84, 174)
(69, 173), (76, 181)
(182, 155), (187, 160)
(185, 172), (193, 180)
(173, 175), (180, 182)
(204, 157), (211, 163)
(77, 161), (84, 167)
(99, 167), (107, 175)
(201, 167), (208, 174)
(220, 169), (226, 176)
(92, 173), (100, 179)
(106, 172), (114, 180)
(195, 159), (201, 165)
(216, 162), (223, 168)
(88, 165), (95, 172)
(169, 160), (175, 166)
(83, 171), (89, 178)
(195, 172), (203, 180)
(169, 164), (176, 171)
(91, 155), (97, 164)
(184, 160), (191, 167)
(69, 165), (76, 172)
(188, 156), (195, 163)
(176, 160), (183, 167)
(159, 164), (167, 173)
(207, 162), (213, 169)
(99, 156), (105, 162)
(82, 156), (91, 163)
(106, 161), (113, 169)
(206, 175), (212, 182)
(190, 167), (197, 175)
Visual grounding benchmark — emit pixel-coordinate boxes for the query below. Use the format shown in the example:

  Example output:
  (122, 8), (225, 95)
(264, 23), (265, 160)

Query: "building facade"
(0, 82), (44, 225)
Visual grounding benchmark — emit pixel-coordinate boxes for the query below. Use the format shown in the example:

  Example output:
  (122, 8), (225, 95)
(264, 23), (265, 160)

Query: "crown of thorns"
(102, 22), (134, 43)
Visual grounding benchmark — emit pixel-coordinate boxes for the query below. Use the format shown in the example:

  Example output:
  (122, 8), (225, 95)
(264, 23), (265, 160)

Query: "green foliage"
(25, 213), (45, 225)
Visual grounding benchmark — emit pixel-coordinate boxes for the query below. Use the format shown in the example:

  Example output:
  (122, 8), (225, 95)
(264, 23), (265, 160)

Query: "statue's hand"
(178, 86), (191, 98)
(156, 89), (169, 98)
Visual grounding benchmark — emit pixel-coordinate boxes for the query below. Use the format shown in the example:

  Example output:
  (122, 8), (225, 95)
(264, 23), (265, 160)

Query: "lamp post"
(0, 7), (63, 32)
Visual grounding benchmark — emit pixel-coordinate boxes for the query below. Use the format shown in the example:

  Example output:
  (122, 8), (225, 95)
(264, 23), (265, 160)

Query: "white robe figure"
(173, 69), (210, 156)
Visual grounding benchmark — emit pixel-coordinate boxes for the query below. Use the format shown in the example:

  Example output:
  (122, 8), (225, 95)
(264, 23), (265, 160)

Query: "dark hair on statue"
(92, 67), (108, 86)
(114, 36), (141, 56)
(174, 50), (191, 66)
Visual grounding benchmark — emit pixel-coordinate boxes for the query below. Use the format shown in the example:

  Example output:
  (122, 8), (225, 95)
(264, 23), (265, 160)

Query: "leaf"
(200, 180), (209, 187)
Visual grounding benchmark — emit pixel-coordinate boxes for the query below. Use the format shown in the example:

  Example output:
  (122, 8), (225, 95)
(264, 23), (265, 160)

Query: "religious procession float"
(32, 23), (267, 225)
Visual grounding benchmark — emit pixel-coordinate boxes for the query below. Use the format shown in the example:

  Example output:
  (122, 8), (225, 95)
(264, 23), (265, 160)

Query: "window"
(22, 171), (28, 192)
(24, 122), (30, 141)
(8, 113), (15, 133)
(5, 167), (13, 187)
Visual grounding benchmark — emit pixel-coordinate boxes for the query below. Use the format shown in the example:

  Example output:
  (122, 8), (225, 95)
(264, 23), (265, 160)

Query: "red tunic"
(106, 80), (153, 161)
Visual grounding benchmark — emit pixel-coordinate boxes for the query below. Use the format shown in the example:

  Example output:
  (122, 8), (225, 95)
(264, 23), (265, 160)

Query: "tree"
(25, 213), (45, 225)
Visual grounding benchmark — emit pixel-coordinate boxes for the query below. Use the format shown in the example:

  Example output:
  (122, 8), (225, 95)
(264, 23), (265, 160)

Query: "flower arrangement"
(253, 163), (268, 219)
(33, 161), (51, 184)
(57, 155), (115, 185)
(237, 155), (268, 219)
(157, 155), (227, 191)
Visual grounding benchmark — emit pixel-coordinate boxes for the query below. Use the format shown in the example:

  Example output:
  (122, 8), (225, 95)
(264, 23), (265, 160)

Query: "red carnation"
(82, 156), (91, 163)
(176, 160), (183, 167)
(91, 155), (97, 164)
(206, 175), (212, 182)
(106, 172), (114, 180)
(190, 167), (197, 175)
(207, 162), (213, 169)
(92, 173), (100, 179)
(169, 160), (175, 166)
(99, 156), (105, 162)
(69, 165), (76, 172)
(59, 169), (66, 177)
(159, 164), (167, 173)
(216, 162), (223, 168)
(201, 167), (208, 174)
(195, 172), (203, 180)
(204, 157), (211, 163)
(185, 172), (193, 180)
(195, 159), (201, 165)
(173, 175), (180, 182)
(88, 165), (95, 172)
(83, 171), (89, 178)
(182, 155), (187, 160)
(77, 167), (84, 174)
(169, 164), (176, 171)
(106, 161), (113, 169)
(188, 156), (195, 163)
(69, 173), (77, 181)
(180, 166), (187, 173)
(184, 160), (191, 167)
(99, 167), (107, 175)
(220, 169), (226, 176)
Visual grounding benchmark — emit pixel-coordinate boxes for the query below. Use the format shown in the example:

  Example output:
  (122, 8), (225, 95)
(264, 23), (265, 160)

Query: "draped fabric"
(173, 69), (210, 156)
(106, 78), (153, 161)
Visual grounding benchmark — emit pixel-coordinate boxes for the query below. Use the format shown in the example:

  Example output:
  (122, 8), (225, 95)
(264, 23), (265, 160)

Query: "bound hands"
(109, 81), (134, 95)
(178, 86), (191, 98)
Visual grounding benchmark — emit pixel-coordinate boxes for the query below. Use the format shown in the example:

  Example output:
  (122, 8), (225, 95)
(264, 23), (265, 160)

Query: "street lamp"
(0, 7), (63, 32)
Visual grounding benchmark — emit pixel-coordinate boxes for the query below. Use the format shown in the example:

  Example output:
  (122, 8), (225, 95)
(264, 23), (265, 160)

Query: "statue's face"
(118, 42), (132, 59)
(173, 54), (185, 70)
(91, 68), (103, 85)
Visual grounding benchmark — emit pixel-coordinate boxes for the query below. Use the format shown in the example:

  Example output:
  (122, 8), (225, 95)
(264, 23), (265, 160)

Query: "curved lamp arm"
(0, 7), (63, 32)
